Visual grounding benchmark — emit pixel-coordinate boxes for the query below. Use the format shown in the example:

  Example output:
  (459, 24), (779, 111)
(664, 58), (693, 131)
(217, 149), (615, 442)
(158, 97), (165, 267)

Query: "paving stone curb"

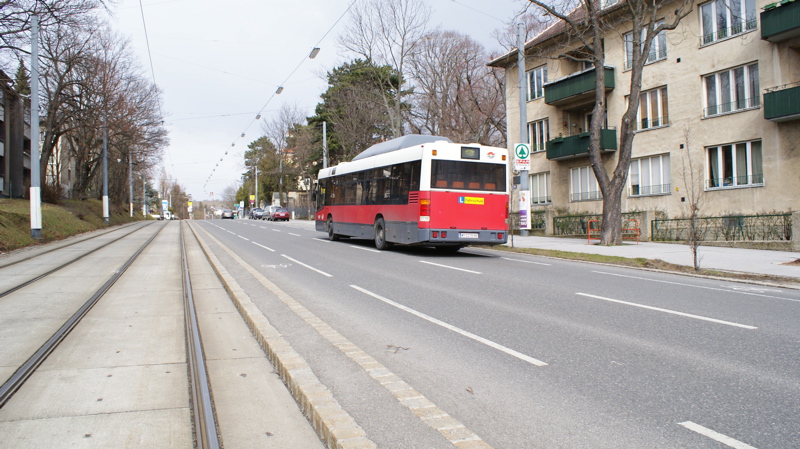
(188, 222), (376, 449)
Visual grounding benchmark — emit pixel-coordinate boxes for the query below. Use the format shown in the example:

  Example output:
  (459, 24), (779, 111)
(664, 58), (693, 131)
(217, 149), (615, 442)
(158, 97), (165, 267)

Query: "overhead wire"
(138, 0), (175, 173)
(203, 0), (358, 192)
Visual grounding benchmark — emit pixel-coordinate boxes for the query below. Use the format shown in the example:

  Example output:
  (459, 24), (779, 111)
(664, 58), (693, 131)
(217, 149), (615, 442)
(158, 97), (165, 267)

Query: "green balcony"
(544, 67), (615, 105)
(764, 84), (800, 121)
(761, 0), (800, 42)
(546, 129), (617, 161)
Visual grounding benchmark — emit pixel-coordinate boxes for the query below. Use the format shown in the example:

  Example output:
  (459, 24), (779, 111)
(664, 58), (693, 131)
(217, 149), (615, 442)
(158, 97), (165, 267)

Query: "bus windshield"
(430, 160), (506, 192)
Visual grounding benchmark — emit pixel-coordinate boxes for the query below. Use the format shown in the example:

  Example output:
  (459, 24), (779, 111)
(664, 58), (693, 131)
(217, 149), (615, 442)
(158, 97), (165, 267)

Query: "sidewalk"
(506, 234), (800, 279)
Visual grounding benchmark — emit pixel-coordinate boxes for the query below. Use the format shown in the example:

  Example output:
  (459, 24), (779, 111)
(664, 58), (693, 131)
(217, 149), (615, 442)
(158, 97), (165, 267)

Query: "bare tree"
(338, 0), (431, 137)
(522, 0), (693, 244)
(0, 0), (109, 64)
(408, 30), (506, 146)
(50, 25), (165, 203)
(679, 125), (707, 271)
(261, 103), (306, 206)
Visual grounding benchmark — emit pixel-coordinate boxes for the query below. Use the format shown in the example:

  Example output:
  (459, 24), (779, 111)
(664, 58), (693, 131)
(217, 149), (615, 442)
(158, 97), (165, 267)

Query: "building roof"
(487, 0), (628, 68)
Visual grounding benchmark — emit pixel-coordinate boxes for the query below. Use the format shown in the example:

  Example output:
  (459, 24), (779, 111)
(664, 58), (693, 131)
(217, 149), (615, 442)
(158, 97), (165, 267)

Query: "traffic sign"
(514, 143), (530, 171)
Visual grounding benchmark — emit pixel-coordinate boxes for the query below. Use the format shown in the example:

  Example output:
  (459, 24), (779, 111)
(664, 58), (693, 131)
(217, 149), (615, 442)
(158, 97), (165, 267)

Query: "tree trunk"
(600, 182), (624, 245)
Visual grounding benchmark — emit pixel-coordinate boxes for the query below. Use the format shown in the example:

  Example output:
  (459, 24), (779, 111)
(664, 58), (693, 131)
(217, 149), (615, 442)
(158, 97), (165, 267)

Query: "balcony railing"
(761, 0), (800, 42)
(764, 82), (800, 121)
(636, 115), (669, 130)
(544, 67), (615, 105)
(701, 19), (758, 45)
(546, 128), (617, 161)
(531, 195), (551, 204)
(706, 174), (764, 189)
(703, 97), (760, 117)
(629, 183), (671, 196)
(569, 190), (602, 202)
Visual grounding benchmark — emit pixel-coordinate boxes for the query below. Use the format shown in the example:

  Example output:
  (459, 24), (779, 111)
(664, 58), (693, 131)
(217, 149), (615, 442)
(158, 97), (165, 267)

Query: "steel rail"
(0, 222), (166, 408)
(0, 222), (158, 299)
(0, 221), (146, 270)
(180, 222), (221, 449)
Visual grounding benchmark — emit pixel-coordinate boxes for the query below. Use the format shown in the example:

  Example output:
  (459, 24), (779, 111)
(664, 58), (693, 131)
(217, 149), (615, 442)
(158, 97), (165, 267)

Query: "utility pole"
(322, 121), (328, 169)
(129, 151), (133, 217)
(102, 116), (109, 225)
(255, 165), (258, 208)
(278, 149), (283, 207)
(517, 23), (529, 237)
(142, 178), (146, 217)
(29, 15), (42, 239)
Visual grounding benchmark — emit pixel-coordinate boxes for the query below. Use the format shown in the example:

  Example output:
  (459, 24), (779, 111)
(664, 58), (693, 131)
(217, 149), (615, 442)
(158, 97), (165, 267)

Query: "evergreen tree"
(14, 61), (30, 96)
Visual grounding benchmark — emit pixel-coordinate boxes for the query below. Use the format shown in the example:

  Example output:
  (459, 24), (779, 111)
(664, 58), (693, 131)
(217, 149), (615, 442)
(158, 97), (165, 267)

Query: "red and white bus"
(314, 135), (509, 251)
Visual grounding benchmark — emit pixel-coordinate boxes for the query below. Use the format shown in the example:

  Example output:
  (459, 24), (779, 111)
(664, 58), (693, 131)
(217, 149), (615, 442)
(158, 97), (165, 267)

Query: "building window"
(630, 87), (669, 130)
(527, 65), (547, 101)
(703, 63), (759, 117)
(531, 172), (551, 204)
(624, 22), (666, 70)
(630, 154), (670, 196)
(706, 140), (763, 189)
(700, 0), (757, 45)
(569, 166), (602, 201)
(527, 119), (549, 153)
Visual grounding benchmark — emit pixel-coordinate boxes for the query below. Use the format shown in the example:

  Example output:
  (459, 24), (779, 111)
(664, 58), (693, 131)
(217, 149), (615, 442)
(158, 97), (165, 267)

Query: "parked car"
(264, 205), (278, 220)
(268, 206), (290, 221)
(221, 209), (235, 219)
(249, 208), (265, 220)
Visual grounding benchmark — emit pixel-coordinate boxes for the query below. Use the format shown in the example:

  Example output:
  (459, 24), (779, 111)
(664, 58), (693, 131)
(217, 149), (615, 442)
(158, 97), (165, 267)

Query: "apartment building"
(489, 0), (800, 223)
(0, 70), (32, 199)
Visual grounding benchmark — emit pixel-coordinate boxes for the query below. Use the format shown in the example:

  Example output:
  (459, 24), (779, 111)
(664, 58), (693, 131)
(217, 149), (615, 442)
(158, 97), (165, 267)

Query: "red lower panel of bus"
(315, 191), (509, 245)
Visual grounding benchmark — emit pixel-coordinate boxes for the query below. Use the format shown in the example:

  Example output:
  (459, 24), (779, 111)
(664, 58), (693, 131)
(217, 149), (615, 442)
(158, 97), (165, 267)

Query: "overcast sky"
(108, 0), (527, 202)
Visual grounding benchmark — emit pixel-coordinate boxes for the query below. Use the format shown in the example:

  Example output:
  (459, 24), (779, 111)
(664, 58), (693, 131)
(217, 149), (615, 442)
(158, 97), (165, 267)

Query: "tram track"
(0, 222), (155, 299)
(0, 221), (144, 270)
(0, 221), (322, 448)
(0, 222), (166, 407)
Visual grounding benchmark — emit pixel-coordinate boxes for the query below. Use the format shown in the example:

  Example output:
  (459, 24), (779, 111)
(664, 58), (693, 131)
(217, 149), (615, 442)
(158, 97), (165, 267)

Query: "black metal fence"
(553, 212), (641, 236)
(651, 213), (792, 242)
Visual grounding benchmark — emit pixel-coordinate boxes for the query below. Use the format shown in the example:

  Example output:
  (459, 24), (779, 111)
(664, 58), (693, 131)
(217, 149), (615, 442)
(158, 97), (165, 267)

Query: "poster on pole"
(514, 143), (530, 172)
(519, 190), (530, 230)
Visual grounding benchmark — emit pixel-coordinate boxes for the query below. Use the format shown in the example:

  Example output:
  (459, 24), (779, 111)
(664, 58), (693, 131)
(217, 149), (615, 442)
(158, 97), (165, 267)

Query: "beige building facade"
(490, 0), (800, 225)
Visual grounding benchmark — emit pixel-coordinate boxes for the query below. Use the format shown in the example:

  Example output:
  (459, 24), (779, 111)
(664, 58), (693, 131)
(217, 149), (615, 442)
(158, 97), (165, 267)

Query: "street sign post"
(514, 143), (530, 172)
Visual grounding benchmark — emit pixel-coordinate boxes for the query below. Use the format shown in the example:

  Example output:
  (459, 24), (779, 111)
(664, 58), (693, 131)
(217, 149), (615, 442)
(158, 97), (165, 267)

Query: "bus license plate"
(459, 232), (479, 239)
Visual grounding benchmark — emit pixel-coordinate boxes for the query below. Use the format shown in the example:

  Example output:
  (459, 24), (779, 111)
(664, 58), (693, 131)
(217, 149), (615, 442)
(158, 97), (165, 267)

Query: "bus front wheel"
(374, 218), (390, 250)
(327, 217), (339, 241)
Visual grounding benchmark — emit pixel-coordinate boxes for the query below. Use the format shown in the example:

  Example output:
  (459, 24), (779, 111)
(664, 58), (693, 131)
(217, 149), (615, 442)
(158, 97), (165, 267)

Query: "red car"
(268, 207), (290, 221)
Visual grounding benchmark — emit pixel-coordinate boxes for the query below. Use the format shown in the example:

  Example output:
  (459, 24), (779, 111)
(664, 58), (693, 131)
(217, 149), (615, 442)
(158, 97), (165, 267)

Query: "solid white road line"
(593, 271), (800, 302)
(252, 242), (275, 252)
(576, 293), (757, 329)
(420, 260), (481, 274)
(281, 254), (333, 277)
(351, 285), (548, 367)
(679, 421), (758, 449)
(502, 257), (551, 266)
(350, 245), (381, 253)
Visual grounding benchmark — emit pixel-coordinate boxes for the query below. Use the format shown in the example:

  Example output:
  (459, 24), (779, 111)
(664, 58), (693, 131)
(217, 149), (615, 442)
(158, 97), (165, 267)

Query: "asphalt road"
(196, 218), (800, 449)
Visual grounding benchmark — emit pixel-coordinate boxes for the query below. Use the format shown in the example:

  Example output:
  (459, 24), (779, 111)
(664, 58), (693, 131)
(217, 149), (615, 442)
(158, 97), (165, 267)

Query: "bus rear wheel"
(374, 218), (390, 250)
(327, 217), (339, 241)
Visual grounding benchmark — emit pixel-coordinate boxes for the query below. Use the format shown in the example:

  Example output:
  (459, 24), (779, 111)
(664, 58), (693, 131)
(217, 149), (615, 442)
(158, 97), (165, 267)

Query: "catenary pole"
(517, 23), (529, 237)
(29, 15), (42, 239)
